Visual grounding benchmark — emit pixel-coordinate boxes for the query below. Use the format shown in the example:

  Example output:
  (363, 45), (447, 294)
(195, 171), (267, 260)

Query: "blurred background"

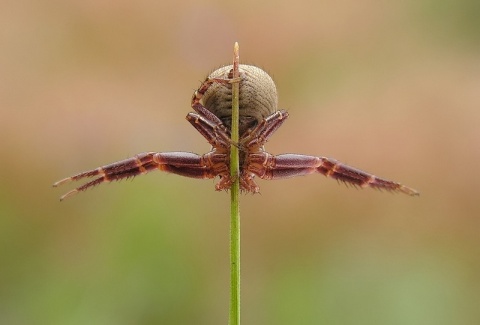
(1, 0), (479, 324)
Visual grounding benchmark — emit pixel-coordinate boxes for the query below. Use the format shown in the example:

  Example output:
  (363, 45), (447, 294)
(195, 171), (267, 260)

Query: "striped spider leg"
(242, 110), (419, 196)
(53, 77), (238, 201)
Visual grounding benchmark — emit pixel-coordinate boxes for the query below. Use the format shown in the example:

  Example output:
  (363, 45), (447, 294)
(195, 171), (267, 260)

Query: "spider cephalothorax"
(54, 64), (418, 200)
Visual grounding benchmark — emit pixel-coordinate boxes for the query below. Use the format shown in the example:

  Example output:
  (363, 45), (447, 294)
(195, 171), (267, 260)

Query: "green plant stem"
(229, 42), (241, 325)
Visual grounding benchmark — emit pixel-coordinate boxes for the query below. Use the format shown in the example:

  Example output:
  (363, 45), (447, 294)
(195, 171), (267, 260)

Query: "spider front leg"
(190, 73), (241, 129)
(247, 153), (419, 196)
(186, 112), (231, 149)
(189, 74), (245, 148)
(240, 109), (289, 149)
(53, 151), (229, 201)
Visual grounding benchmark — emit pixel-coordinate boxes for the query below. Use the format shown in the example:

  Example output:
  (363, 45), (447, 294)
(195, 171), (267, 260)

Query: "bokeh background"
(1, 0), (479, 324)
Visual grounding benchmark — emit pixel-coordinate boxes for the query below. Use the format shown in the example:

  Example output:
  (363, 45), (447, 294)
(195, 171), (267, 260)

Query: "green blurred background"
(1, 0), (479, 324)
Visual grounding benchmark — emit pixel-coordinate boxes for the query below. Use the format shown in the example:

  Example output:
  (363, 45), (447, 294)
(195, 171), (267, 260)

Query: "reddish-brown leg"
(246, 153), (419, 196)
(188, 75), (247, 148)
(53, 151), (229, 200)
(241, 110), (289, 149)
(186, 112), (231, 149)
(54, 76), (241, 201)
(224, 109), (290, 193)
(190, 74), (239, 130)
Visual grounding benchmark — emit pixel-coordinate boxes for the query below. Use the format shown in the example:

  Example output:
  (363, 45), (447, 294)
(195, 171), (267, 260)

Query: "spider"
(54, 64), (418, 200)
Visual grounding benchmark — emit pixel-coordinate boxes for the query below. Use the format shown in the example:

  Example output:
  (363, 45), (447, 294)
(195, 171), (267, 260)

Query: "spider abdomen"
(203, 64), (278, 136)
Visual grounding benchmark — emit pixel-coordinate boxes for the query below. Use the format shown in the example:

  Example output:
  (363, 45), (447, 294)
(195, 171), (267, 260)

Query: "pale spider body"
(203, 64), (277, 136)
(54, 64), (418, 200)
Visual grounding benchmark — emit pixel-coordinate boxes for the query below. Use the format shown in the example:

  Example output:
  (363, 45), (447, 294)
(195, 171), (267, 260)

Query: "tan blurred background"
(1, 0), (479, 324)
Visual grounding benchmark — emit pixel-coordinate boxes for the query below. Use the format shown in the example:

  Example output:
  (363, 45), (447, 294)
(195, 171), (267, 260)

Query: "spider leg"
(241, 110), (289, 149)
(189, 75), (245, 149)
(186, 112), (231, 149)
(53, 151), (228, 200)
(247, 153), (419, 196)
(190, 75), (241, 127)
(191, 74), (241, 110)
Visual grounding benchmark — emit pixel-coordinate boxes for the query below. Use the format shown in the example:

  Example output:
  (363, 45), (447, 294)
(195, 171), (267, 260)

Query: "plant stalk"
(229, 42), (241, 325)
